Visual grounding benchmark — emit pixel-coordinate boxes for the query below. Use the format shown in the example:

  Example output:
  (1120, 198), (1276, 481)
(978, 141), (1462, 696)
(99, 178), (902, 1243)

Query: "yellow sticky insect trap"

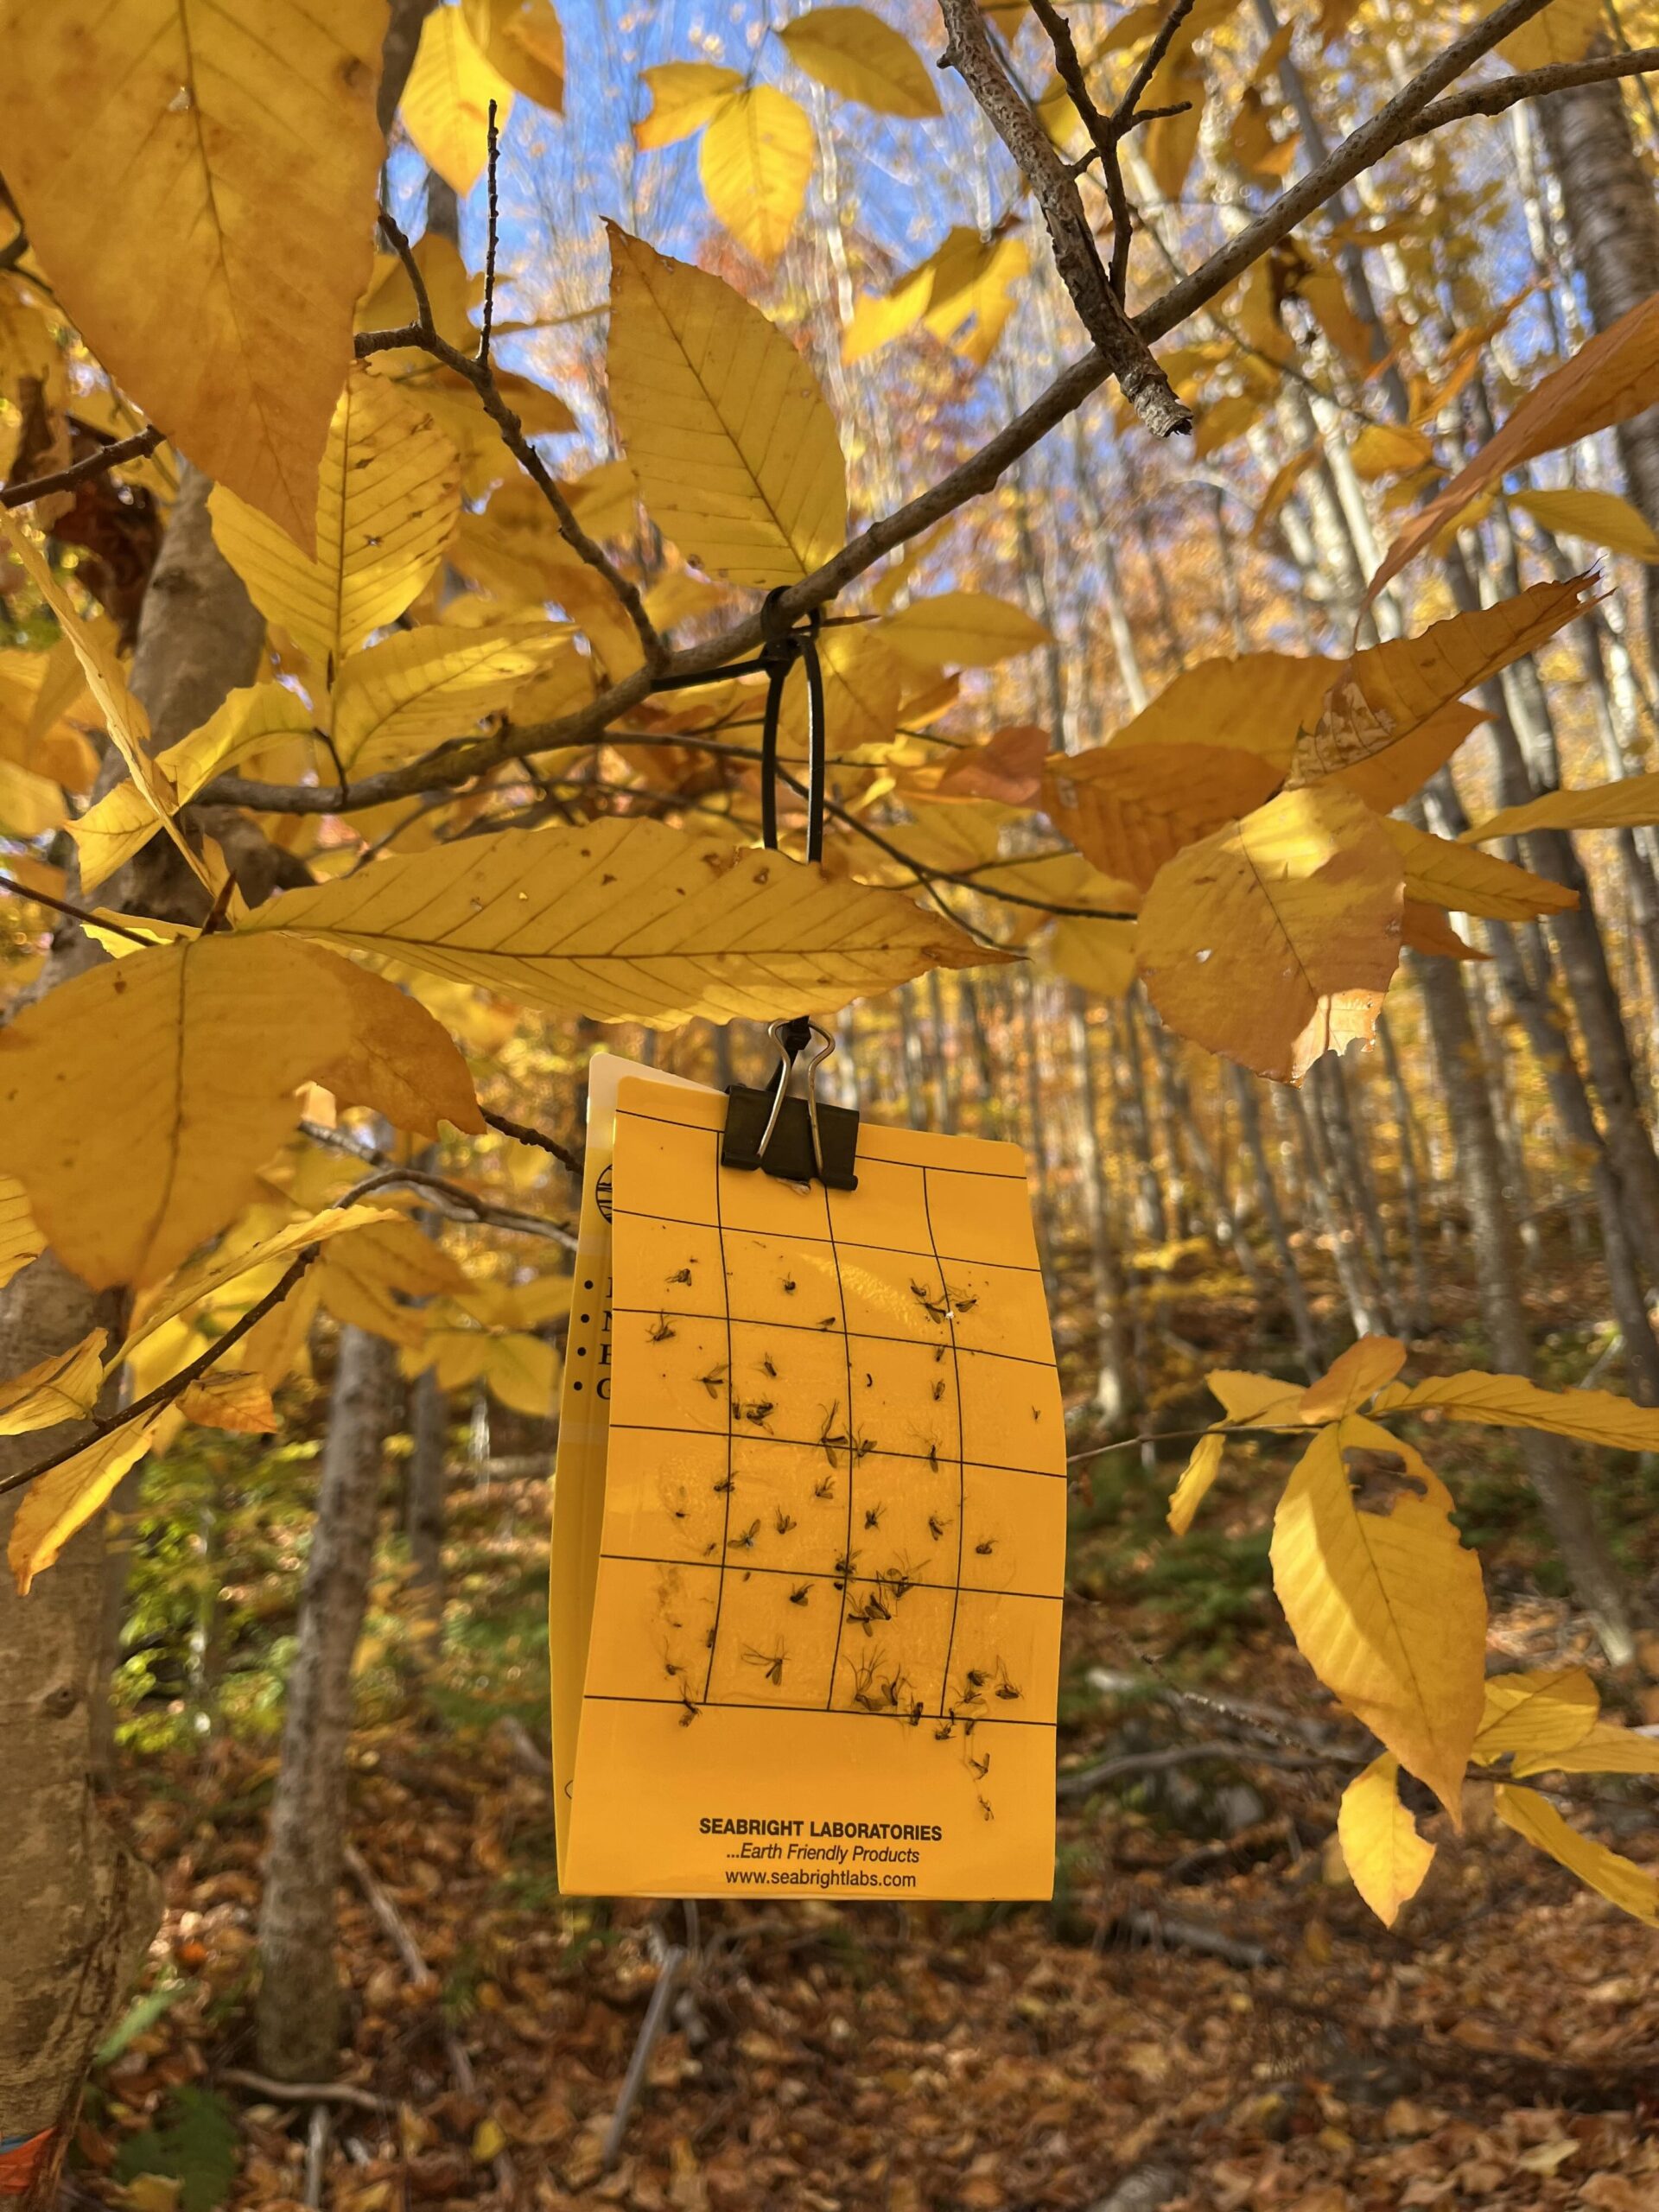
(552, 1061), (1065, 1899)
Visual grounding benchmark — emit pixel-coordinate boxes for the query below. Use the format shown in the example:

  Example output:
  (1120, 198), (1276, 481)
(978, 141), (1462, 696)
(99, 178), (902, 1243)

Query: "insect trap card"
(552, 1069), (1065, 1900)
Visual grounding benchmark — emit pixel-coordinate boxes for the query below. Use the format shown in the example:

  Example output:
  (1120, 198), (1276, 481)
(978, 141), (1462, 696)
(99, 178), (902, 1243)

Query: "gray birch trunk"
(1229, 1068), (1325, 1378)
(406, 1365), (448, 1665)
(0, 464), (264, 2198)
(1376, 1014), (1434, 1338)
(1069, 989), (1133, 1421)
(257, 1325), (395, 2079)
(1537, 72), (1659, 671)
(1409, 949), (1640, 1664)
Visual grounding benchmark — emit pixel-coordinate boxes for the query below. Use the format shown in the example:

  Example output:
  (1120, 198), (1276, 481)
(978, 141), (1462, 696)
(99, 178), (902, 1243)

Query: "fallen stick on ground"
(601, 1942), (689, 2172)
(345, 1843), (518, 2202)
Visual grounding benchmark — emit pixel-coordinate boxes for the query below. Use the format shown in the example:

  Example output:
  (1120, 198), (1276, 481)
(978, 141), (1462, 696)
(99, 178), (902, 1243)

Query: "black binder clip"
(722, 1016), (859, 1191)
(648, 588), (860, 1191)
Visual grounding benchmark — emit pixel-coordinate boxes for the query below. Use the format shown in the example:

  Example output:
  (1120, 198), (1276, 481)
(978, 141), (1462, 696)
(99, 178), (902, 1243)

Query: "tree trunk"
(0, 464), (264, 2204)
(1537, 71), (1659, 671)
(406, 1365), (448, 1665)
(1375, 1014), (1433, 1338)
(257, 1326), (394, 2078)
(1070, 989), (1133, 1421)
(1409, 949), (1641, 1665)
(1230, 1066), (1325, 1377)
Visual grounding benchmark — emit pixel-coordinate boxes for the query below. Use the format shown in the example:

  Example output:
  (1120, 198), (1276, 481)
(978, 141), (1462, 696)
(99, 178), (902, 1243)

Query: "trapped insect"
(648, 1313), (675, 1342)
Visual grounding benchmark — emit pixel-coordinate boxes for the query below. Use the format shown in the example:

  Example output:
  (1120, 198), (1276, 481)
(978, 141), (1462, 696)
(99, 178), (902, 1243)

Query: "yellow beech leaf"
(1045, 744), (1282, 891)
(1401, 900), (1488, 961)
(0, 1329), (107, 1437)
(699, 87), (814, 266)
(238, 817), (1000, 1024)
(1370, 1370), (1659, 1451)
(0, 1174), (44, 1291)
(1271, 1415), (1486, 1817)
(461, 0), (564, 112)
(359, 233), (482, 354)
(1100, 652), (1339, 775)
(0, 935), (481, 1290)
(1384, 819), (1576, 922)
(1167, 1429), (1224, 1536)
(332, 625), (572, 773)
(1473, 1668), (1600, 1763)
(1338, 1752), (1434, 1927)
(842, 227), (1029, 370)
(1137, 784), (1404, 1083)
(0, 512), (211, 893)
(1046, 917), (1136, 1001)
(117, 1204), (403, 1365)
(1513, 486), (1659, 563)
(317, 1217), (468, 1347)
(483, 1331), (560, 1416)
(1350, 423), (1437, 480)
(777, 626), (905, 758)
(0, 755), (65, 838)
(1494, 1783), (1659, 1925)
(401, 4), (513, 194)
(1299, 1336), (1407, 1423)
(777, 6), (942, 116)
(1334, 704), (1484, 816)
(408, 1325), (494, 1391)
(1462, 772), (1659, 845)
(178, 1368), (279, 1434)
(10, 1413), (165, 1593)
(0, 0), (384, 550)
(635, 62), (743, 148)
(1290, 579), (1597, 786)
(1375, 297), (1659, 594)
(1513, 1721), (1659, 1777)
(883, 593), (1051, 670)
(211, 367), (461, 671)
(606, 228), (848, 586)
(1501, 0), (1603, 68)
(71, 681), (317, 894)
(1207, 1369), (1308, 1425)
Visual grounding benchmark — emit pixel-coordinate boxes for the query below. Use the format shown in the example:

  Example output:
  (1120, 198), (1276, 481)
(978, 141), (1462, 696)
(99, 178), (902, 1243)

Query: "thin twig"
(601, 1946), (687, 2172)
(479, 99), (501, 371)
(0, 1249), (321, 1503)
(1, 425), (164, 510)
(365, 208), (665, 674)
(1058, 1738), (1355, 1799)
(938, 0), (1192, 435)
(1113, 0), (1198, 127)
(480, 1105), (584, 1180)
(344, 1846), (517, 2198)
(1404, 46), (1659, 136)
(1107, 1908), (1277, 1969)
(220, 2070), (392, 2113)
(0, 873), (156, 947)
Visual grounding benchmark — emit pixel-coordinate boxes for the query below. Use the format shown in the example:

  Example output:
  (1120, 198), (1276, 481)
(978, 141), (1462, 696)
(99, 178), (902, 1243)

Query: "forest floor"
(75, 1236), (1659, 2212)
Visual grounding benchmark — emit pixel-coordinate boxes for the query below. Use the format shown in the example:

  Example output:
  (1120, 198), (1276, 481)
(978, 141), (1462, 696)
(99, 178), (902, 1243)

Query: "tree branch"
(937, 0), (1192, 434)
(0, 1249), (321, 1503)
(1, 426), (164, 511)
(197, 0), (1559, 824)
(364, 210), (666, 675)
